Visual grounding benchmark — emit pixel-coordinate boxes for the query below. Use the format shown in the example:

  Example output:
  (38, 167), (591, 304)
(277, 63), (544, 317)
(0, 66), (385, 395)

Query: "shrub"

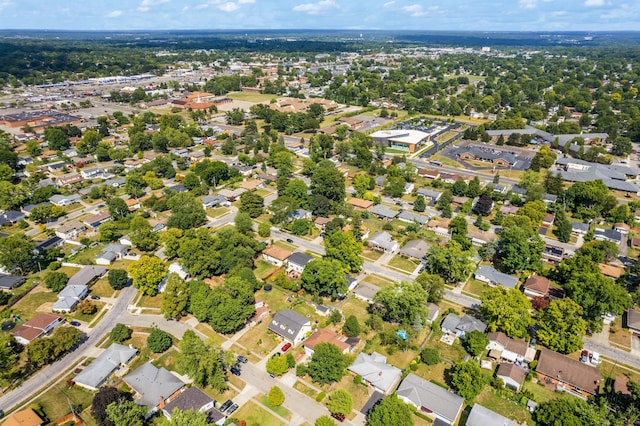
(108, 269), (129, 290)
(147, 328), (172, 353)
(316, 391), (326, 403)
(296, 364), (308, 377)
(353, 374), (362, 385)
(421, 348), (440, 365)
(110, 323), (132, 343)
(77, 299), (97, 315)
(44, 271), (68, 292)
(268, 386), (285, 406)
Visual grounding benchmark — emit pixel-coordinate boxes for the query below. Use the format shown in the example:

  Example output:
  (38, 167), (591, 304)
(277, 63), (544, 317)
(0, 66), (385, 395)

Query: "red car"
(331, 412), (345, 422)
(281, 343), (292, 352)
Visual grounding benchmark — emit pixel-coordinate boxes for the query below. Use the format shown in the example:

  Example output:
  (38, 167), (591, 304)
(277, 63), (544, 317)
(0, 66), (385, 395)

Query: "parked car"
(70, 321), (81, 327)
(237, 355), (248, 364)
(281, 342), (292, 352)
(590, 351), (601, 365)
(230, 366), (241, 376)
(580, 349), (589, 363)
(90, 295), (100, 300)
(331, 412), (346, 422)
(226, 403), (239, 415)
(220, 400), (233, 412)
(286, 238), (294, 243)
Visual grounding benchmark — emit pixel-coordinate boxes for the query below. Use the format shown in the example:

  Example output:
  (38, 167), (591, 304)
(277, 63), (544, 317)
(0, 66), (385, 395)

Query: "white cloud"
(0, 0), (12, 10)
(106, 9), (123, 18)
(584, 0), (605, 6)
(293, 0), (339, 15)
(195, 3), (209, 9)
(519, 0), (537, 9)
(238, 0), (256, 3)
(218, 2), (239, 12)
(383, 1), (395, 7)
(137, 0), (170, 12)
(401, 4), (443, 17)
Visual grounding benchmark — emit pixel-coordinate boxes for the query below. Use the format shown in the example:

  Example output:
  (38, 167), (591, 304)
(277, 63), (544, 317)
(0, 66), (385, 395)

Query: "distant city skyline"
(0, 0), (639, 32)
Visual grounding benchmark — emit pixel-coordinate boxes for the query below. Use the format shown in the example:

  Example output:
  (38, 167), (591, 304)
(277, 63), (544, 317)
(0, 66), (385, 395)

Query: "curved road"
(0, 286), (137, 413)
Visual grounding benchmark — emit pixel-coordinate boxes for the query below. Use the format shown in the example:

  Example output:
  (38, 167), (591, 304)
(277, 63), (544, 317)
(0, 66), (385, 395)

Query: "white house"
(268, 309), (312, 345)
(53, 284), (89, 313)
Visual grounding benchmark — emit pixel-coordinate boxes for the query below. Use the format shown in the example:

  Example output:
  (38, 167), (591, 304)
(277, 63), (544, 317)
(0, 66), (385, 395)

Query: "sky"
(0, 0), (639, 32)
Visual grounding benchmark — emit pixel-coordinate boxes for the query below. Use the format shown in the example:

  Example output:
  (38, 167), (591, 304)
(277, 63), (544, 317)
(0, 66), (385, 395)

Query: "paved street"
(0, 286), (137, 412)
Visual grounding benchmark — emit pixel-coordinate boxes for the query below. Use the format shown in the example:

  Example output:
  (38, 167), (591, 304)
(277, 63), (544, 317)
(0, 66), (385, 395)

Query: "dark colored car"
(331, 412), (345, 422)
(286, 238), (294, 243)
(220, 400), (233, 412)
(70, 321), (81, 327)
(90, 295), (101, 300)
(230, 366), (241, 376)
(237, 355), (248, 364)
(226, 403), (239, 415)
(281, 342), (292, 352)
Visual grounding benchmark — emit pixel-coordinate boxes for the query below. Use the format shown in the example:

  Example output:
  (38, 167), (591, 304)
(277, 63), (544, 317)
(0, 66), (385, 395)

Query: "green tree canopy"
(373, 281), (428, 325)
(167, 192), (207, 230)
(327, 389), (353, 416)
(366, 394), (413, 426)
(424, 240), (474, 284)
(324, 230), (363, 273)
(537, 298), (588, 353)
(127, 255), (167, 296)
(268, 386), (285, 407)
(307, 343), (348, 385)
(161, 273), (190, 319)
(147, 328), (172, 353)
(480, 287), (533, 339)
(300, 258), (348, 297)
(449, 360), (485, 399)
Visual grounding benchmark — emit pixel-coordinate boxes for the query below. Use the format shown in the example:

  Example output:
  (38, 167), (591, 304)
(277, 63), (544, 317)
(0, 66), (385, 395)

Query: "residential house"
(466, 404), (516, 426)
(354, 283), (380, 303)
(374, 175), (386, 187)
(11, 313), (64, 345)
(262, 245), (293, 267)
(536, 348), (601, 398)
(123, 362), (186, 411)
(0, 273), (26, 291)
(125, 198), (141, 211)
(104, 177), (126, 187)
(627, 308), (640, 334)
(1, 409), (45, 426)
(162, 387), (224, 425)
(346, 274), (359, 292)
(74, 344), (137, 390)
(53, 284), (89, 312)
(543, 244), (565, 265)
(500, 205), (519, 215)
(288, 208), (312, 221)
(49, 194), (82, 206)
(56, 172), (83, 186)
(396, 373), (464, 425)
(21, 202), (51, 217)
(368, 231), (399, 253)
(599, 263), (623, 280)
(632, 237), (640, 249)
(614, 223), (630, 235)
(595, 228), (623, 244)
(467, 229), (497, 246)
(428, 218), (451, 237)
(399, 239), (430, 260)
(96, 244), (129, 265)
(218, 188), (246, 201)
(286, 252), (313, 278)
(418, 169), (440, 180)
(83, 211), (111, 229)
(416, 188), (442, 202)
(441, 313), (487, 338)
(369, 204), (399, 221)
(347, 352), (402, 394)
(239, 180), (262, 191)
(34, 236), (64, 254)
(542, 213), (555, 227)
(0, 210), (25, 226)
(68, 265), (107, 286)
(571, 222), (590, 235)
(169, 184), (188, 193)
(303, 328), (350, 356)
(544, 193), (558, 204)
(55, 221), (87, 240)
(268, 309), (312, 345)
(80, 167), (105, 180)
(523, 275), (551, 299)
(346, 198), (374, 211)
(496, 363), (526, 391)
(425, 302), (440, 324)
(398, 211), (430, 225)
(202, 195), (228, 208)
(314, 217), (331, 231)
(474, 265), (519, 289)
(486, 331), (531, 363)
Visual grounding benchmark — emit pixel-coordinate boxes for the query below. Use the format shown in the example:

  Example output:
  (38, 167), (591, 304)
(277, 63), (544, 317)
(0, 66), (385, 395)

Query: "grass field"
(609, 317), (632, 350)
(475, 388), (532, 424)
(206, 207), (229, 218)
(327, 374), (371, 412)
(386, 255), (418, 273)
(227, 92), (279, 103)
(236, 320), (279, 357)
(260, 395), (291, 419)
(12, 288), (58, 319)
(138, 294), (163, 309)
(362, 274), (395, 288)
(232, 401), (287, 426)
(255, 261), (279, 280)
(431, 155), (463, 168)
(90, 278), (115, 298)
(361, 248), (383, 262)
(339, 297), (370, 325)
(32, 375), (95, 423)
(294, 380), (319, 399)
(464, 279), (488, 298)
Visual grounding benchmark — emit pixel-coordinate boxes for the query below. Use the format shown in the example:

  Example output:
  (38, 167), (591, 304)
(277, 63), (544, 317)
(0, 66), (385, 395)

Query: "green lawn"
(340, 297), (370, 325)
(327, 374), (371, 413)
(32, 375), (95, 423)
(523, 381), (571, 403)
(12, 288), (58, 320)
(362, 274), (395, 288)
(474, 388), (532, 424)
(361, 248), (383, 262)
(260, 395), (291, 419)
(227, 92), (280, 103)
(194, 323), (225, 346)
(386, 255), (418, 273)
(255, 260), (279, 280)
(138, 294), (163, 309)
(232, 401), (287, 426)
(236, 320), (280, 357)
(206, 207), (229, 218)
(90, 278), (115, 298)
(464, 279), (487, 298)
(293, 380), (318, 399)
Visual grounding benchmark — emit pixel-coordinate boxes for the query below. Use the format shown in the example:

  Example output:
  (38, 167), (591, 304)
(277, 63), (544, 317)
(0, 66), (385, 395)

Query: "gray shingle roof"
(163, 387), (214, 414)
(123, 362), (185, 408)
(74, 344), (137, 389)
(347, 352), (402, 394)
(68, 266), (107, 286)
(466, 404), (516, 426)
(475, 265), (519, 289)
(399, 240), (430, 260)
(398, 211), (430, 225)
(287, 252), (313, 268)
(370, 204), (399, 219)
(268, 309), (310, 341)
(396, 373), (464, 424)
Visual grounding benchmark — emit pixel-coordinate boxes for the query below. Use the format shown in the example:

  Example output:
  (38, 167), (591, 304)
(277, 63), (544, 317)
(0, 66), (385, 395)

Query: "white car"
(590, 351), (601, 365)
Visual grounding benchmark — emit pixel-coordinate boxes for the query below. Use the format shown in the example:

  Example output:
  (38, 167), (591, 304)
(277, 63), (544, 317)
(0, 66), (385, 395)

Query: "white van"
(590, 351), (601, 365)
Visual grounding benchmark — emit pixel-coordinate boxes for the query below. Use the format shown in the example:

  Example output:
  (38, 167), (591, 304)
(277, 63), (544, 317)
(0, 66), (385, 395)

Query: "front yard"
(232, 401), (286, 426)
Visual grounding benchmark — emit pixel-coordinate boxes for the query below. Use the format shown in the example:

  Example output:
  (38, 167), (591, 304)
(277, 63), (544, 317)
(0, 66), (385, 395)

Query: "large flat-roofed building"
(0, 110), (82, 130)
(370, 129), (433, 153)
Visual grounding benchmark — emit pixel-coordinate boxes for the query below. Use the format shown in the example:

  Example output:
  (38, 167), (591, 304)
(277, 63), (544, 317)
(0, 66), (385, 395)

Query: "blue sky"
(0, 0), (639, 31)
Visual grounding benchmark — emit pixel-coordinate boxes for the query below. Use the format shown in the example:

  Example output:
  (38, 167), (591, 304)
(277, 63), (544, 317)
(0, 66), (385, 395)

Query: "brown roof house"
(523, 275), (551, 299)
(303, 328), (350, 356)
(496, 363), (526, 391)
(2, 408), (45, 426)
(536, 348), (601, 398)
(11, 313), (64, 345)
(486, 331), (532, 363)
(346, 197), (374, 211)
(261, 245), (293, 267)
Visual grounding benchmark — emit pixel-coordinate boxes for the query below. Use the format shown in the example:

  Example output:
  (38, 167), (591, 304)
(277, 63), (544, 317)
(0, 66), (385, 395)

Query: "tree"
(373, 281), (428, 325)
(44, 271), (68, 292)
(449, 361), (485, 399)
(366, 395), (413, 426)
(44, 126), (70, 151)
(553, 209), (572, 243)
(167, 192), (207, 230)
(498, 225), (544, 273)
(324, 230), (363, 273)
(449, 215), (469, 248)
(108, 269), (129, 290)
(480, 287), (533, 339)
(307, 343), (348, 384)
(0, 334), (19, 381)
(327, 389), (353, 416)
(234, 211), (253, 234)
(424, 241), (474, 284)
(163, 409), (210, 426)
(108, 197), (129, 220)
(463, 330), (489, 356)
(239, 191), (264, 218)
(612, 136), (633, 156)
(207, 276), (256, 334)
(127, 256), (167, 296)
(0, 233), (36, 274)
(267, 353), (289, 376)
(353, 174), (373, 198)
(92, 386), (132, 426)
(110, 323), (132, 343)
(534, 398), (609, 426)
(343, 315), (361, 337)
(268, 386), (285, 407)
(129, 216), (158, 252)
(413, 195), (426, 212)
(420, 348), (440, 365)
(178, 331), (227, 391)
(315, 416), (336, 426)
(106, 400), (147, 426)
(161, 273), (189, 319)
(537, 298), (588, 353)
(530, 145), (557, 171)
(300, 258), (347, 297)
(311, 161), (345, 212)
(258, 222), (271, 237)
(147, 328), (172, 353)
(414, 273), (445, 303)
